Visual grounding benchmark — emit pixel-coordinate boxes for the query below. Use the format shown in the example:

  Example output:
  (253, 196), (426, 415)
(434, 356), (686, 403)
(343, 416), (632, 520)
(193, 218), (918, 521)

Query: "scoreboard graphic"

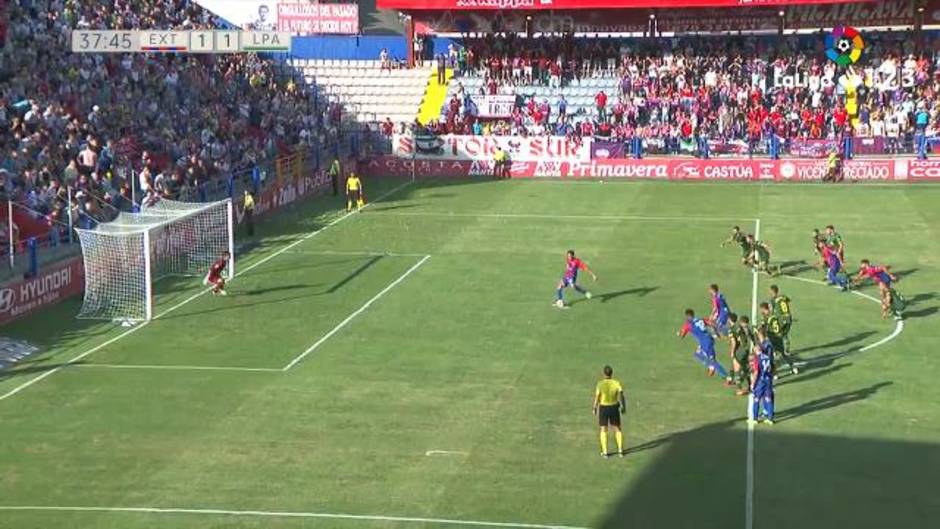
(70, 30), (291, 53)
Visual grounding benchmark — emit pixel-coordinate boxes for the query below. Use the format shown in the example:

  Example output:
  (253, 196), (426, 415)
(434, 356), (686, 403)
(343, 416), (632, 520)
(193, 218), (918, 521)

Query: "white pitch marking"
(780, 274), (905, 355)
(745, 218), (759, 529)
(282, 255), (431, 371)
(0, 181), (414, 403)
(425, 450), (469, 456)
(72, 363), (282, 373)
(0, 505), (588, 529)
(283, 249), (428, 258)
(367, 211), (752, 223)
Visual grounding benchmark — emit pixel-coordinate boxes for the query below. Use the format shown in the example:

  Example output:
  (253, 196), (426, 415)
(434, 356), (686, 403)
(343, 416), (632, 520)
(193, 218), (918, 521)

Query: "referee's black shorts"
(347, 188), (361, 201)
(598, 404), (621, 427)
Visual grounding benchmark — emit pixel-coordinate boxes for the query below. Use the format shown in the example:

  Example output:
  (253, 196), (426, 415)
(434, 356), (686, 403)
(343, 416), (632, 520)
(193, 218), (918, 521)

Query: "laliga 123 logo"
(825, 26), (864, 66)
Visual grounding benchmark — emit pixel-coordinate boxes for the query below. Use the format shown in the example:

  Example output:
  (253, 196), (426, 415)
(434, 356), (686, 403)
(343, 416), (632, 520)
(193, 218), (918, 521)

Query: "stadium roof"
(377, 0), (869, 11)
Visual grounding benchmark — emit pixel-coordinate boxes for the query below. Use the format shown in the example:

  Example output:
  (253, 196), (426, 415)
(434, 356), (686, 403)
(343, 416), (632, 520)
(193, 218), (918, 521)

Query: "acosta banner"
(363, 155), (937, 182)
(393, 134), (592, 162)
(381, 0), (864, 11)
(0, 258), (84, 326)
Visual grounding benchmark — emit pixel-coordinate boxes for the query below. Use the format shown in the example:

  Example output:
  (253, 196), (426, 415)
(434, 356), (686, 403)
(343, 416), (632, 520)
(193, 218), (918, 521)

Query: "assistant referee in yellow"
(346, 172), (364, 212)
(592, 365), (626, 457)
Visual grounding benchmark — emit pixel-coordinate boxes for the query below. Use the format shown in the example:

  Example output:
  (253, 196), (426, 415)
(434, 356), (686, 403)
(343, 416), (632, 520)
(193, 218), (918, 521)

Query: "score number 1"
(190, 31), (239, 53)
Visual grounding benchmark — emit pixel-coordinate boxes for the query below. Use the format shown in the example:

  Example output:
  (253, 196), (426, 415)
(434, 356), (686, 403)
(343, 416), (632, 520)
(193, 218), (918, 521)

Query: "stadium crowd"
(428, 33), (936, 153)
(0, 0), (328, 245)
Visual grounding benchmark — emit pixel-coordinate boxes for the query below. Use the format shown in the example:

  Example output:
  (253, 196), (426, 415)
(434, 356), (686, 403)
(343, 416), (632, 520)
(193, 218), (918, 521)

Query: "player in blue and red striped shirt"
(818, 242), (849, 291)
(709, 283), (732, 336)
(854, 259), (900, 318)
(678, 309), (731, 383)
(749, 342), (775, 425)
(554, 250), (597, 308)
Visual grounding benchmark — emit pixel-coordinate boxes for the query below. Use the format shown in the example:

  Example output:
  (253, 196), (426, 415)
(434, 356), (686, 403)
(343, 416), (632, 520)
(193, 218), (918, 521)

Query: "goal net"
(75, 198), (234, 322)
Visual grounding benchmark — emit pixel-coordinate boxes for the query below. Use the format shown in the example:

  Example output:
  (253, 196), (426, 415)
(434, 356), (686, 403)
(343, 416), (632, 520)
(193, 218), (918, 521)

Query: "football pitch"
(1, 177), (939, 529)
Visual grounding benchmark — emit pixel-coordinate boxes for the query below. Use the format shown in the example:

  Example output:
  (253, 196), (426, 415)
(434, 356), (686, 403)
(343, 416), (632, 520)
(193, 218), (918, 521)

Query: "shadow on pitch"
(0, 361), (88, 381)
(777, 363), (852, 387)
(158, 289), (323, 320)
(906, 291), (939, 306)
(364, 203), (423, 213)
(892, 268), (918, 280)
(774, 382), (893, 423)
(907, 292), (940, 306)
(792, 331), (878, 355)
(326, 255), (383, 294)
(569, 286), (659, 306)
(243, 257), (373, 278)
(594, 381), (917, 529)
(779, 259), (816, 276)
(904, 306), (939, 320)
(240, 284), (320, 296)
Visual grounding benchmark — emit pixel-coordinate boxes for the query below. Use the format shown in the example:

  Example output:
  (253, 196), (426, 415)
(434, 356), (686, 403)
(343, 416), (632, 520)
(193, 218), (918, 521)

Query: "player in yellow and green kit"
(759, 302), (798, 377)
(747, 234), (778, 276)
(721, 225), (752, 267)
(592, 365), (626, 458)
(825, 225), (845, 264)
(812, 228), (828, 271)
(727, 313), (752, 396)
(768, 284), (793, 356)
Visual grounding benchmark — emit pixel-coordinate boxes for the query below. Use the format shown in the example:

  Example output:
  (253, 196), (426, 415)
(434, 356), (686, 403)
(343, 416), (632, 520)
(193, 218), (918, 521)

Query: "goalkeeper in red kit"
(203, 251), (230, 295)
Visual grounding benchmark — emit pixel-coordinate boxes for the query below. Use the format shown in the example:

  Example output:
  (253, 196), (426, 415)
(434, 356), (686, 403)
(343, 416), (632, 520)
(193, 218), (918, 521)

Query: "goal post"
(76, 198), (234, 322)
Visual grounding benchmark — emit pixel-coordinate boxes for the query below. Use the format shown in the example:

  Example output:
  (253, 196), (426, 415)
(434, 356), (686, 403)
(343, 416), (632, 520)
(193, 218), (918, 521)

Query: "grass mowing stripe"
(0, 505), (589, 529)
(282, 255), (431, 371)
(745, 217), (760, 529)
(0, 181), (413, 404)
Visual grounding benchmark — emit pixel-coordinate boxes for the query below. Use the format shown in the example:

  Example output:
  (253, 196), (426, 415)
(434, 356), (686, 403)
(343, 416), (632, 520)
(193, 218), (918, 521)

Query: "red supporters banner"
(362, 156), (923, 182)
(277, 3), (358, 35)
(380, 0), (865, 11)
(0, 259), (84, 325)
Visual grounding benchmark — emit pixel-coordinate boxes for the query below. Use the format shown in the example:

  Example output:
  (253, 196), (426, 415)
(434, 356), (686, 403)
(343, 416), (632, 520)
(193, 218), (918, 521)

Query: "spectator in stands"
(437, 54), (447, 85)
(432, 31), (935, 159)
(380, 48), (392, 72)
(414, 37), (424, 67)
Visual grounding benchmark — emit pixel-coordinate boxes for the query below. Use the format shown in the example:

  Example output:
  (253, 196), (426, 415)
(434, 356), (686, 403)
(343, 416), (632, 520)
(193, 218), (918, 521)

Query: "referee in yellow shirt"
(346, 172), (364, 212)
(593, 365), (626, 458)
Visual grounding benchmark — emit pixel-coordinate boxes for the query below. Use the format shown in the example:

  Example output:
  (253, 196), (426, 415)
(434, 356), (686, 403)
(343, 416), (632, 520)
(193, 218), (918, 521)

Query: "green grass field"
(1, 177), (939, 529)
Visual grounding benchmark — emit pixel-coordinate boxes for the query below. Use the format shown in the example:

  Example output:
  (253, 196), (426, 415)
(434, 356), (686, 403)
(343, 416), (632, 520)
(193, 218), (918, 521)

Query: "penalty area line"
(71, 363), (282, 373)
(0, 505), (589, 529)
(0, 181), (414, 404)
(282, 254), (432, 371)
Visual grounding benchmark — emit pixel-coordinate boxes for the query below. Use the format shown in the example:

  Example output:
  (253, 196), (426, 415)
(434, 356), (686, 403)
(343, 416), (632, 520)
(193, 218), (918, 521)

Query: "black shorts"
(598, 405), (621, 427)
(347, 189), (361, 200)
